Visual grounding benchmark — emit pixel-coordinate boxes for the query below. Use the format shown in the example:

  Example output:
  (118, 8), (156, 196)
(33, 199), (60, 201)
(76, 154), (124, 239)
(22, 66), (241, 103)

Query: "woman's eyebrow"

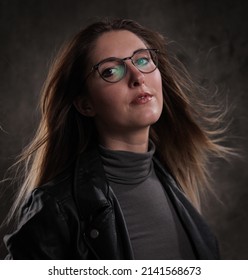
(95, 48), (147, 65)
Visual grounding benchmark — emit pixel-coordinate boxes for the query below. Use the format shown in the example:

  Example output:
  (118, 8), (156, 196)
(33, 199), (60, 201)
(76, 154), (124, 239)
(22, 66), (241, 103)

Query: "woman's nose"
(126, 61), (145, 87)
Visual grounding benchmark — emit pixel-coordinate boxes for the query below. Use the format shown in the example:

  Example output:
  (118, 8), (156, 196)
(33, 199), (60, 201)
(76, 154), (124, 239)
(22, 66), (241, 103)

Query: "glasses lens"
(133, 49), (158, 73)
(98, 59), (126, 83)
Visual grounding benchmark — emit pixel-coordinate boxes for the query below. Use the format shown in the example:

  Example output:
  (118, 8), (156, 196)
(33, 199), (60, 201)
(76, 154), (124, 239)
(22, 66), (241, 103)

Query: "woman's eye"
(101, 64), (124, 80)
(136, 57), (150, 67)
(101, 68), (116, 78)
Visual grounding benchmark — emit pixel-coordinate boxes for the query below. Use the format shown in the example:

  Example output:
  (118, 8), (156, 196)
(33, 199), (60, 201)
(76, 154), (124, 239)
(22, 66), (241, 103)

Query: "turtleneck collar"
(98, 141), (155, 185)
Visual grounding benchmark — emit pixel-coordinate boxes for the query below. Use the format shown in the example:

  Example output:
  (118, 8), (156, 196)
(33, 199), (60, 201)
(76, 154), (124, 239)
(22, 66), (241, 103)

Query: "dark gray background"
(0, 0), (247, 259)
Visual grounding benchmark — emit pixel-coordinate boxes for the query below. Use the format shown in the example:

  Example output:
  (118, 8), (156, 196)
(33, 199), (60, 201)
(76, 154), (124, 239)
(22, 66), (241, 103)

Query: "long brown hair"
(8, 18), (231, 220)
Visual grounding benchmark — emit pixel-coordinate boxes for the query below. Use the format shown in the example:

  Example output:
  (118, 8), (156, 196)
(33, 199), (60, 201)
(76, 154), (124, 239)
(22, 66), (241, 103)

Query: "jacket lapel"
(153, 158), (220, 259)
(73, 148), (133, 259)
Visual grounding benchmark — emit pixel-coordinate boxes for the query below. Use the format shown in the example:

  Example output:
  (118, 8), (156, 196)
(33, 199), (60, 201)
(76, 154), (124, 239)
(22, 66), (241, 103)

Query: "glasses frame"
(84, 48), (159, 83)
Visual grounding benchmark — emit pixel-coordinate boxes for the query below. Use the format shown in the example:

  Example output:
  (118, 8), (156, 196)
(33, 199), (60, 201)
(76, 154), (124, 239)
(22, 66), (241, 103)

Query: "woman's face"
(84, 30), (163, 143)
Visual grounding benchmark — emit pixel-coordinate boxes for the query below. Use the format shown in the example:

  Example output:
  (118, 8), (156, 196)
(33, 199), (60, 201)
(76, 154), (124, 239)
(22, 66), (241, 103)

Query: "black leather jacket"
(4, 148), (220, 259)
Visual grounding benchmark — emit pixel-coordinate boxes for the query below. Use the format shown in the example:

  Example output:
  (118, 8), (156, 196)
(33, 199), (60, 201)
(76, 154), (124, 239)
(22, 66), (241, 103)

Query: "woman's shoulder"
(4, 180), (77, 260)
(16, 167), (76, 225)
(39, 167), (74, 203)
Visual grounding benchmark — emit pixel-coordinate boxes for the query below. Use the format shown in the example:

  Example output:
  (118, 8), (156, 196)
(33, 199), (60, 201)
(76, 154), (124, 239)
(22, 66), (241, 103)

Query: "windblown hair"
(8, 18), (230, 220)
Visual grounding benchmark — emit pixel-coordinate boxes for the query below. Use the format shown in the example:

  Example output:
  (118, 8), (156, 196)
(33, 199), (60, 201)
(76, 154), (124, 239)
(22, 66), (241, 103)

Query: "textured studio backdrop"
(0, 0), (247, 259)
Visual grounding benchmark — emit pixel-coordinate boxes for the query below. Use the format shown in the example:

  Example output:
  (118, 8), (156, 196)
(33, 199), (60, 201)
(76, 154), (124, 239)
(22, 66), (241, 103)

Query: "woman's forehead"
(90, 30), (147, 64)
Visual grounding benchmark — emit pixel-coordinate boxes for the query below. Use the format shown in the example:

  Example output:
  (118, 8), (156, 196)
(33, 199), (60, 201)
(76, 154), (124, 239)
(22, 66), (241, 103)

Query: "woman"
(4, 18), (227, 259)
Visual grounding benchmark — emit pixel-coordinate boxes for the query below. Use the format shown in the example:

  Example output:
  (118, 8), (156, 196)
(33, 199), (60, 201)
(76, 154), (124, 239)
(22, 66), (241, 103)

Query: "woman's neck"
(98, 129), (150, 153)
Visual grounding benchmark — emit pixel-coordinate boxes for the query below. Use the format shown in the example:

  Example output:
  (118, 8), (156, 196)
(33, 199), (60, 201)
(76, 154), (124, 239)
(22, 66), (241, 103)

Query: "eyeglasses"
(85, 48), (159, 83)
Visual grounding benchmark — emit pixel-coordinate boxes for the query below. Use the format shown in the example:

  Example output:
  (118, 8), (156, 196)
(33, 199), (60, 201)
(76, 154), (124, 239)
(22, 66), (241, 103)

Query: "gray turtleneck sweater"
(99, 143), (195, 260)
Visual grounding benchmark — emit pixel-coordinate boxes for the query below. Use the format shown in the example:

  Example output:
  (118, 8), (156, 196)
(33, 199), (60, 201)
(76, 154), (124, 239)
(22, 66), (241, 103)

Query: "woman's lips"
(131, 93), (153, 105)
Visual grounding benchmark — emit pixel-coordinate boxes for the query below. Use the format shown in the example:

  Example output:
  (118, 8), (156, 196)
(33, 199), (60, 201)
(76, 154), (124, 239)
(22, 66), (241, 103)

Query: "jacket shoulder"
(4, 167), (81, 259)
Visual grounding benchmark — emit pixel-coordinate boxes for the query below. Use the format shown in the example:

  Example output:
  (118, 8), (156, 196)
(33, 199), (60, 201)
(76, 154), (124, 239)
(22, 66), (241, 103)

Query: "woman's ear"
(73, 95), (96, 117)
